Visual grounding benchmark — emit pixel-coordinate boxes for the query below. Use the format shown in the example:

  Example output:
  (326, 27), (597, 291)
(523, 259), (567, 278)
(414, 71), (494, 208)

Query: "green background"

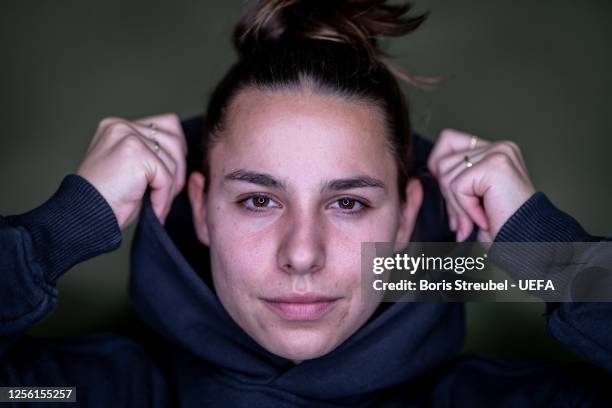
(1, 0), (611, 363)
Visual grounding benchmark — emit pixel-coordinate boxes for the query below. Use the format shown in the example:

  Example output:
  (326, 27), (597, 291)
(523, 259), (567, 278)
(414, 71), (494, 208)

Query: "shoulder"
(2, 333), (169, 405)
(431, 354), (612, 406)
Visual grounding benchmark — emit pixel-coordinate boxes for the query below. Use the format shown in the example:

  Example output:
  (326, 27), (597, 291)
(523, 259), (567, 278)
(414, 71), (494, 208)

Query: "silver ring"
(153, 139), (160, 155)
(464, 155), (473, 168)
(148, 123), (158, 139)
(147, 123), (160, 155)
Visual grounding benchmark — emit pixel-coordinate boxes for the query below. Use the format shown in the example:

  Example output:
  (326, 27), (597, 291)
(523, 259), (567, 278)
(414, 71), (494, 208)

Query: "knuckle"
(97, 116), (121, 132)
(165, 139), (183, 157)
(495, 140), (519, 155)
(506, 141), (522, 157)
(156, 112), (182, 133)
(99, 116), (119, 126)
(488, 152), (512, 167)
(105, 120), (132, 136)
(163, 112), (180, 125)
(439, 128), (456, 142)
(120, 134), (146, 154)
(505, 140), (519, 151)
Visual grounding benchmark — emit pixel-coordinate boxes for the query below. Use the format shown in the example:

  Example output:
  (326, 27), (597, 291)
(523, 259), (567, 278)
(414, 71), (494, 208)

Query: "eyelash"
(237, 194), (370, 215)
(238, 194), (281, 213)
(327, 197), (369, 215)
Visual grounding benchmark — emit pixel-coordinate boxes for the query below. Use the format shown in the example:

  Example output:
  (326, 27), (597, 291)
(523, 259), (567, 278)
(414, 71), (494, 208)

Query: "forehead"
(210, 87), (396, 185)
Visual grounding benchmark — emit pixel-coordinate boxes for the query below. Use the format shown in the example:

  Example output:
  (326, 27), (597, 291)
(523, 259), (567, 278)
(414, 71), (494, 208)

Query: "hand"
(427, 129), (536, 242)
(77, 113), (187, 230)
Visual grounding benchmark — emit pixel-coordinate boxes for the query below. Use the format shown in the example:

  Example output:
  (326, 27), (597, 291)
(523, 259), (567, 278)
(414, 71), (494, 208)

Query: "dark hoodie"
(1, 117), (611, 407)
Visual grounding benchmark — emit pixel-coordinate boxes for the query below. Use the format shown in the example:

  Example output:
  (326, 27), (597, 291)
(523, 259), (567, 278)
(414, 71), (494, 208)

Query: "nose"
(277, 213), (326, 275)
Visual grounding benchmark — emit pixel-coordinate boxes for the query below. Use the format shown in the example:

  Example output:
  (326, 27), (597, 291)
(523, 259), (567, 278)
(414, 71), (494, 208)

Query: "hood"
(128, 116), (464, 401)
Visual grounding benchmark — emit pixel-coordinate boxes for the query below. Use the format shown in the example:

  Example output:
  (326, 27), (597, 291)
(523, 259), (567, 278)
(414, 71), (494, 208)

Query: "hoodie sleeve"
(492, 192), (612, 373)
(0, 175), (122, 354)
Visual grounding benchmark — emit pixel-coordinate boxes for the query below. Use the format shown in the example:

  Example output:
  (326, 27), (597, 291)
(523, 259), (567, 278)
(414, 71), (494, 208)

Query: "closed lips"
(263, 294), (340, 321)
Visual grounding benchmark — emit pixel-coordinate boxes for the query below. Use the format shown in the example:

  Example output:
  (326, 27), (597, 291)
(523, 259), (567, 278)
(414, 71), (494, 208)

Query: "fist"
(77, 113), (187, 230)
(427, 129), (536, 242)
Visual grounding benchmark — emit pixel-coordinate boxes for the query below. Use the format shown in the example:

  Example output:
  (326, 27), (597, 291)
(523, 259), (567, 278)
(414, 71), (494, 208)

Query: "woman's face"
(188, 87), (422, 363)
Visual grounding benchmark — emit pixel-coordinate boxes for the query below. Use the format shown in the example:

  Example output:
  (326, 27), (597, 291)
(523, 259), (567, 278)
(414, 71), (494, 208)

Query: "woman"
(1, 0), (610, 406)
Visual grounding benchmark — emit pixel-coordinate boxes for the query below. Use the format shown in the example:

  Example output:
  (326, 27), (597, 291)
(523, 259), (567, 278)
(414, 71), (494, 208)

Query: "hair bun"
(234, 0), (428, 66)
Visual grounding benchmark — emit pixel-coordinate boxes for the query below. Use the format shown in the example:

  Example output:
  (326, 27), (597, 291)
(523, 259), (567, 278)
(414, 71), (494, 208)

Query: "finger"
(449, 160), (492, 237)
(131, 121), (187, 193)
(95, 116), (188, 187)
(441, 142), (530, 241)
(447, 203), (457, 232)
(116, 135), (175, 223)
(435, 146), (488, 233)
(142, 149), (175, 224)
(88, 117), (131, 154)
(438, 141), (532, 242)
(137, 113), (183, 137)
(140, 136), (178, 186)
(90, 117), (161, 155)
(441, 148), (499, 240)
(437, 148), (489, 238)
(440, 181), (472, 238)
(100, 114), (187, 155)
(135, 113), (187, 154)
(491, 140), (530, 180)
(438, 143), (526, 186)
(477, 141), (526, 178)
(439, 162), (477, 240)
(436, 141), (524, 184)
(95, 119), (181, 220)
(434, 145), (489, 179)
(427, 129), (491, 177)
(109, 119), (183, 196)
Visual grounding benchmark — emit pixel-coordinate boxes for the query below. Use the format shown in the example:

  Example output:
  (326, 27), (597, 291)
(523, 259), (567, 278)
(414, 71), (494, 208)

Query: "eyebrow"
(224, 169), (386, 193)
(320, 176), (386, 194)
(225, 170), (287, 191)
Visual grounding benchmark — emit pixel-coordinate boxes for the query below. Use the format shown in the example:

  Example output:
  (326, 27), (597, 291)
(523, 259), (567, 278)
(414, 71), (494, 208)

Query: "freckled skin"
(188, 86), (423, 364)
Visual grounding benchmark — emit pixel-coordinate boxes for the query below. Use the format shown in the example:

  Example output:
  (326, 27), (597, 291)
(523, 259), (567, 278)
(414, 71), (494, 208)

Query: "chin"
(263, 326), (340, 362)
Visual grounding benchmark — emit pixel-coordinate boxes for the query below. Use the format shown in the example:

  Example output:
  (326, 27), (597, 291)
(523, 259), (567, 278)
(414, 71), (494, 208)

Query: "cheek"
(326, 209), (400, 288)
(207, 206), (278, 295)
(208, 230), (275, 329)
(330, 206), (400, 249)
(325, 208), (399, 310)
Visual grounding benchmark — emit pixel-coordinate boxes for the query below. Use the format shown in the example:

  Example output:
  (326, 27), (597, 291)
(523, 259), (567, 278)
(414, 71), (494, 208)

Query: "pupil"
(341, 198), (353, 209)
(254, 196), (267, 206)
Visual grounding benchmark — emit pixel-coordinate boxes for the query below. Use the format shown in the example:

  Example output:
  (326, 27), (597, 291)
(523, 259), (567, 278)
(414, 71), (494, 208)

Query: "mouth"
(262, 293), (341, 321)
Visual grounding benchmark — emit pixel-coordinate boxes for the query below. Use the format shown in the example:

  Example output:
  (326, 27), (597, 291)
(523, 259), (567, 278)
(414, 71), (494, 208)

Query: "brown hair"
(203, 0), (428, 201)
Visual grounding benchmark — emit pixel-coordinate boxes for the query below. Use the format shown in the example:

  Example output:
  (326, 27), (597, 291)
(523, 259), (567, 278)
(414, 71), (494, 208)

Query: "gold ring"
(469, 134), (478, 150)
(464, 155), (473, 168)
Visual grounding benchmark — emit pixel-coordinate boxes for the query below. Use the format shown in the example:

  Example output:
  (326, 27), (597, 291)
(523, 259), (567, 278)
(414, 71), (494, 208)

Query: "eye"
(239, 194), (281, 212)
(328, 197), (368, 214)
